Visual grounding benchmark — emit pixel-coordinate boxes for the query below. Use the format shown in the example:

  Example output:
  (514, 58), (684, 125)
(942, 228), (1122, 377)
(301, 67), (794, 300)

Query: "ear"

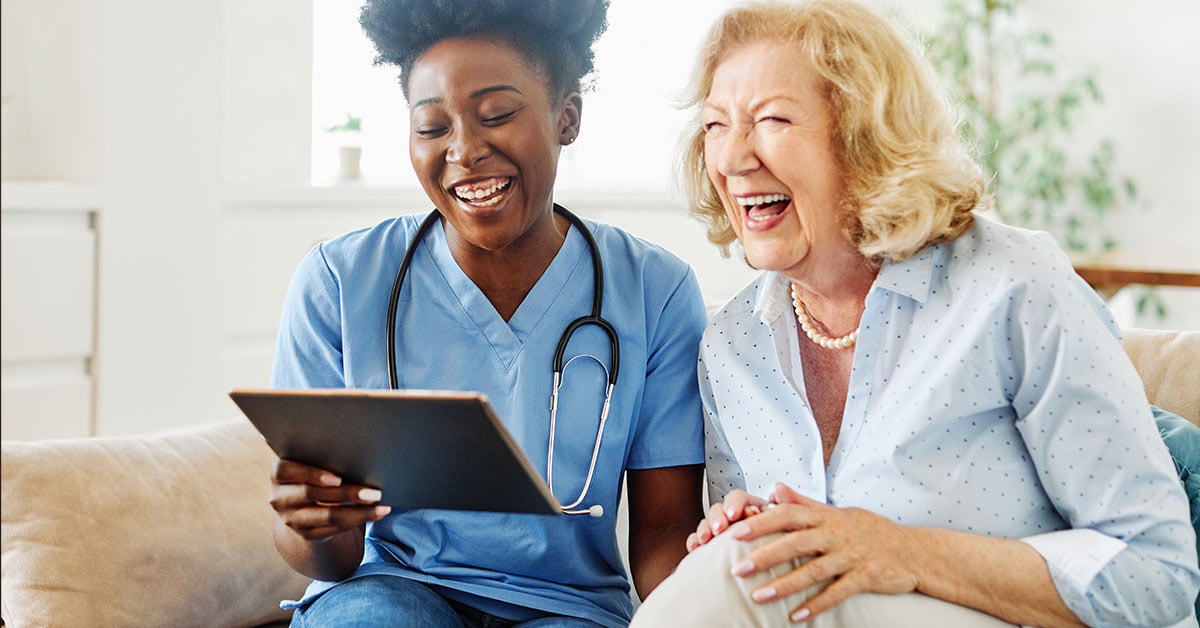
(558, 92), (583, 146)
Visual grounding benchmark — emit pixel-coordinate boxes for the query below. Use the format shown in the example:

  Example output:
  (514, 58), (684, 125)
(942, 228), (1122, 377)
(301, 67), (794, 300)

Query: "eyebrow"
(702, 94), (804, 117)
(412, 84), (524, 109)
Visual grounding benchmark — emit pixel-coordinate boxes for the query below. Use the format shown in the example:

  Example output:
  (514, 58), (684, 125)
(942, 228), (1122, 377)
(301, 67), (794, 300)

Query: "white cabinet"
(1, 182), (99, 440)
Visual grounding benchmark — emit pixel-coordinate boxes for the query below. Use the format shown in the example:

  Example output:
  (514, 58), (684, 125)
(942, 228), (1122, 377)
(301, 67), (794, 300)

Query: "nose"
(446, 125), (489, 167)
(712, 127), (760, 177)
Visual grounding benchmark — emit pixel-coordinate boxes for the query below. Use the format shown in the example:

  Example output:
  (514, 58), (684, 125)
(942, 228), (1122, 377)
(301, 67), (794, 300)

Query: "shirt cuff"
(1020, 528), (1127, 592)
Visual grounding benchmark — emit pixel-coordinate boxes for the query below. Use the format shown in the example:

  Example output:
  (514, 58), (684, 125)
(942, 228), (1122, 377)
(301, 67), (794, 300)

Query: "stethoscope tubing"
(385, 205), (619, 516)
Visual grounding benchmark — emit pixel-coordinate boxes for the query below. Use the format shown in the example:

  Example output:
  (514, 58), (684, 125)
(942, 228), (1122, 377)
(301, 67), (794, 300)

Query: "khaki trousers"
(631, 531), (1017, 628)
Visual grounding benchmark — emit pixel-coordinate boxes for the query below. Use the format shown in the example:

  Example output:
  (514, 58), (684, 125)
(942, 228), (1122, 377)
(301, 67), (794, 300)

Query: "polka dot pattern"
(698, 219), (1199, 626)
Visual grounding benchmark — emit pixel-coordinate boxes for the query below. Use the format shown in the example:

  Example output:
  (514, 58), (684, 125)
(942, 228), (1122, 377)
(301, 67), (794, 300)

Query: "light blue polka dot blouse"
(700, 218), (1200, 627)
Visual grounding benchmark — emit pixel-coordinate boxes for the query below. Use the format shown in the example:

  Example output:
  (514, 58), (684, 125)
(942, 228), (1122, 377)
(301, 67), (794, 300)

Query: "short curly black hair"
(360, 0), (609, 102)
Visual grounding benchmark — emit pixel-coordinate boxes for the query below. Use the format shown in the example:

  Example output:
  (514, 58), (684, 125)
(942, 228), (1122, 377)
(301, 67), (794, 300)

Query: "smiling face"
(407, 36), (580, 257)
(702, 39), (851, 276)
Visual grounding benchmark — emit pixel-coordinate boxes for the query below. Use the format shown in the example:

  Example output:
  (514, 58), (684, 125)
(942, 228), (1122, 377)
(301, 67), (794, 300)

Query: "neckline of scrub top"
(425, 218), (590, 368)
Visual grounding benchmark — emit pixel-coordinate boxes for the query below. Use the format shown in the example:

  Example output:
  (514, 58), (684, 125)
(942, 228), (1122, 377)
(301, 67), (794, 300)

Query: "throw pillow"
(1, 419), (309, 627)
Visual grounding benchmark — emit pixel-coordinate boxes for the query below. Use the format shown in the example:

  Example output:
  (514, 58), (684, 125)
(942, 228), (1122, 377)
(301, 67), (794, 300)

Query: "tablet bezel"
(229, 388), (562, 515)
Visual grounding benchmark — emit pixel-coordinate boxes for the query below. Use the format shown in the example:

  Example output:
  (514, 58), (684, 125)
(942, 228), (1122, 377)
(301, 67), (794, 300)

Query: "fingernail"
(358, 488), (383, 502)
(731, 558), (754, 576)
(725, 505), (737, 518)
(791, 608), (810, 622)
(373, 505), (391, 517)
(318, 473), (342, 487)
(751, 586), (776, 602)
(711, 519), (722, 533)
(730, 522), (750, 538)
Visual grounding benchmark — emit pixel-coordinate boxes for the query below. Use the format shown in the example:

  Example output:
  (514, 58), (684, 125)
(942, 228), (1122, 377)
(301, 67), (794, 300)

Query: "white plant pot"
(338, 145), (362, 179)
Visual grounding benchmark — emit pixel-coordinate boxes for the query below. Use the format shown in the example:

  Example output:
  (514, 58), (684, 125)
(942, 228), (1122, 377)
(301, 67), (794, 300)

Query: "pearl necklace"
(790, 283), (858, 350)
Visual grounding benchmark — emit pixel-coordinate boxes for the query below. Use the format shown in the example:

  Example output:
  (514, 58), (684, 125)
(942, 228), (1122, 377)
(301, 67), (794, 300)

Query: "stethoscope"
(385, 204), (619, 517)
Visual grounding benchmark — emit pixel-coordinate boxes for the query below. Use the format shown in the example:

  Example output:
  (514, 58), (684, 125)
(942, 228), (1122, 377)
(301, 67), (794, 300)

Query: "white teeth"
(455, 178), (511, 202)
(737, 193), (790, 207)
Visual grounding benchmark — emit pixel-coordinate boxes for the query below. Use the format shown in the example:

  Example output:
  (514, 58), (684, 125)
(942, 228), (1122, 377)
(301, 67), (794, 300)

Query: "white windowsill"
(222, 181), (687, 213)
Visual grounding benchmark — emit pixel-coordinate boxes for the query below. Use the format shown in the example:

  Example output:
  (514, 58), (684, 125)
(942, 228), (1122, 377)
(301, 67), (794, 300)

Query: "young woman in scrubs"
(265, 1), (706, 626)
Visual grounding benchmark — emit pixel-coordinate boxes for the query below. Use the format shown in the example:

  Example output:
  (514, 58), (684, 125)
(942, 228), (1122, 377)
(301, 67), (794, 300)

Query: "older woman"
(632, 1), (1198, 627)
(268, 1), (706, 626)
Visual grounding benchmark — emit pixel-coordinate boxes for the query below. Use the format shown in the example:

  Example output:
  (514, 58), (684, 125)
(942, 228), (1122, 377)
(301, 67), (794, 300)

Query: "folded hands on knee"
(689, 482), (921, 622)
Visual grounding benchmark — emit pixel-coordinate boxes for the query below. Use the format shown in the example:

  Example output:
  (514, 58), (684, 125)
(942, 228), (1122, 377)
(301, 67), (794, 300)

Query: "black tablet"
(229, 388), (561, 515)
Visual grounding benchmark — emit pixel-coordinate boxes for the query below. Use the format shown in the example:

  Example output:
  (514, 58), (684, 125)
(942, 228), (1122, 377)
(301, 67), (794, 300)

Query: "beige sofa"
(2, 328), (1196, 628)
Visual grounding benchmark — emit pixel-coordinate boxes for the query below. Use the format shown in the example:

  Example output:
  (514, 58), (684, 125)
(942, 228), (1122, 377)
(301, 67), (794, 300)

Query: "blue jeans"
(290, 575), (605, 628)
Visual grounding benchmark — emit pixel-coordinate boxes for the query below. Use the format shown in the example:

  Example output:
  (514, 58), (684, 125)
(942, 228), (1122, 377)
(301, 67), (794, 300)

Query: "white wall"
(0, 0), (99, 181)
(223, 0), (312, 186)
(92, 0), (228, 435)
(1, 0), (311, 438)
(1, 0), (1196, 440)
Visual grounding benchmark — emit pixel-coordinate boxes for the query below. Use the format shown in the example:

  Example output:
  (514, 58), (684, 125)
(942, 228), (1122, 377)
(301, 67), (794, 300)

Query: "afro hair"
(360, 0), (610, 101)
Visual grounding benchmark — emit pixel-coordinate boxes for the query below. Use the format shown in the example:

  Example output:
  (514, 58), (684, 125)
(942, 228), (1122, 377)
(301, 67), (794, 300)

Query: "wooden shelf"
(1071, 248), (1200, 296)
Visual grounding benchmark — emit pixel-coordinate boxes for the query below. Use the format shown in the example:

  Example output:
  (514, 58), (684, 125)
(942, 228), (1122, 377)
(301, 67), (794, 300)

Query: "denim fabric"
(290, 575), (603, 628)
(1155, 405), (1200, 620)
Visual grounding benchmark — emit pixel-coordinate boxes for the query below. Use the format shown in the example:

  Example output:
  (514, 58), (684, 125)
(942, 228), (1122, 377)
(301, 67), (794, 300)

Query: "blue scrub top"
(271, 212), (707, 627)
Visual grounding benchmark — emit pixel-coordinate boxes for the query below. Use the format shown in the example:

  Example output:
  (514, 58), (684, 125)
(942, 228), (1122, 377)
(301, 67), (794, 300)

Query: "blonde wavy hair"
(679, 0), (987, 263)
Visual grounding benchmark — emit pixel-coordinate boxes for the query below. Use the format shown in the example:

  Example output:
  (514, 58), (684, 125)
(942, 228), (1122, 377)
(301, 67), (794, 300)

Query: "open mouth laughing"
(452, 177), (513, 208)
(736, 193), (791, 223)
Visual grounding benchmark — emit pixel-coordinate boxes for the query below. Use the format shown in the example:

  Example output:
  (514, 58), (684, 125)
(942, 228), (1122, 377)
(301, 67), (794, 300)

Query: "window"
(310, 1), (730, 192)
(311, 1), (414, 186)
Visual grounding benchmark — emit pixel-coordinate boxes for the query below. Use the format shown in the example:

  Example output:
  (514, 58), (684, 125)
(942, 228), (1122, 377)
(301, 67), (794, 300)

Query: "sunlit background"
(2, 0), (1197, 439)
(310, 0), (1200, 320)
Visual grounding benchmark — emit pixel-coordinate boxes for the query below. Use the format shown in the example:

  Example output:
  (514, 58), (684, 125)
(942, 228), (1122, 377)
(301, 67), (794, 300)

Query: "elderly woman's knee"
(632, 532), (797, 627)
(633, 532), (1016, 628)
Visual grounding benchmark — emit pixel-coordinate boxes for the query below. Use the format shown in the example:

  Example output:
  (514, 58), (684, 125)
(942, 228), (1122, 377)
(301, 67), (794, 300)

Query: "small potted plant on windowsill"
(326, 113), (364, 179)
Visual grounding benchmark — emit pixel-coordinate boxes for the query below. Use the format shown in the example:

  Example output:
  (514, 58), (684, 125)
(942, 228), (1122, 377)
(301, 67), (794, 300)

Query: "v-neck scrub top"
(270, 212), (707, 627)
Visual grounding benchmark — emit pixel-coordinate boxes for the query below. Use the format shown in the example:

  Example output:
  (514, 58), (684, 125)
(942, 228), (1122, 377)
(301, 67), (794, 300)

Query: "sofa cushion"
(1122, 328), (1200, 426)
(1, 419), (309, 627)
(1154, 406), (1200, 618)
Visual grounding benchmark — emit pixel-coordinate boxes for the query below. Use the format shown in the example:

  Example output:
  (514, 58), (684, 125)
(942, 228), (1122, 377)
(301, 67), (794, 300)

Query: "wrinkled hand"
(727, 483), (920, 622)
(269, 459), (391, 541)
(686, 489), (769, 552)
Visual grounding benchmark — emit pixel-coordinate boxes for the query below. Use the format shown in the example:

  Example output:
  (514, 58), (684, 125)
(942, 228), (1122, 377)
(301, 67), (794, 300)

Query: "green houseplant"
(326, 113), (364, 179)
(922, 0), (1139, 254)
